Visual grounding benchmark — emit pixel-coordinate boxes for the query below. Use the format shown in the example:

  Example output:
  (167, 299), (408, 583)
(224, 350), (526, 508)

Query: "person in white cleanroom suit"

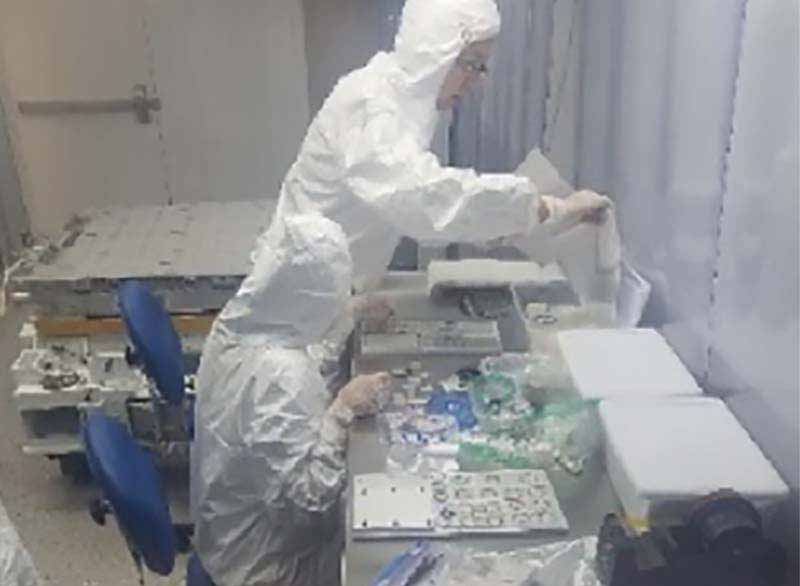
(191, 214), (391, 586)
(262, 0), (610, 292)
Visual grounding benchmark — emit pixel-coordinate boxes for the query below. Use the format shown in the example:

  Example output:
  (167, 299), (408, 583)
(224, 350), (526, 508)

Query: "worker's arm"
(343, 103), (559, 243)
(283, 372), (390, 514)
(278, 397), (349, 515)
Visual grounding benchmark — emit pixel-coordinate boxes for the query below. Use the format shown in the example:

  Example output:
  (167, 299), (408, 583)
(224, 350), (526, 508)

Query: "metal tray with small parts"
(352, 470), (568, 540)
(361, 319), (503, 357)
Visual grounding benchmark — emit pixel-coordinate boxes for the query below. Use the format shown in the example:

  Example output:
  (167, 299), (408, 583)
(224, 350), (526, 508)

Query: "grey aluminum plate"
(10, 200), (275, 315)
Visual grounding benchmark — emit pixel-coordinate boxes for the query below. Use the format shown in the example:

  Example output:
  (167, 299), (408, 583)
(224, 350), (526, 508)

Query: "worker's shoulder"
(326, 58), (400, 117)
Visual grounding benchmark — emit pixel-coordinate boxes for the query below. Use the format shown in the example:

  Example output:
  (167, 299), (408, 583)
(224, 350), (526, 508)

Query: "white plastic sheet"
(428, 538), (601, 586)
(0, 499), (40, 586)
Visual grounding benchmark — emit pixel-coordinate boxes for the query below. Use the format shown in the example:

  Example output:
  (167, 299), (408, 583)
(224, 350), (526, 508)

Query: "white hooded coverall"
(262, 0), (550, 289)
(191, 214), (355, 586)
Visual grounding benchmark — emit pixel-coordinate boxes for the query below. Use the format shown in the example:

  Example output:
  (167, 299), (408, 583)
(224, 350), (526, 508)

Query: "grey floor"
(0, 306), (190, 586)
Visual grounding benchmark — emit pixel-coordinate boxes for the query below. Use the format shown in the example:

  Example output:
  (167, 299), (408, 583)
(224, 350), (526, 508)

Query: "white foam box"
(600, 398), (789, 525)
(427, 259), (567, 295)
(557, 328), (702, 399)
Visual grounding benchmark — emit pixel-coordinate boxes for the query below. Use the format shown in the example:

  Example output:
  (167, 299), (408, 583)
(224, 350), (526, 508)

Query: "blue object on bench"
(426, 389), (477, 430)
(187, 552), (216, 586)
(82, 412), (176, 576)
(371, 541), (440, 586)
(118, 280), (185, 406)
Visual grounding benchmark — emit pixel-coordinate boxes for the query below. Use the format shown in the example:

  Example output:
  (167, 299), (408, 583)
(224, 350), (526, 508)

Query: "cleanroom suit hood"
(192, 214), (355, 586)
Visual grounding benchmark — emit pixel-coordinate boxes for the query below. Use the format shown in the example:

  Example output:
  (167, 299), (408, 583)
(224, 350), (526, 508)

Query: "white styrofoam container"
(558, 328), (702, 399)
(599, 398), (789, 524)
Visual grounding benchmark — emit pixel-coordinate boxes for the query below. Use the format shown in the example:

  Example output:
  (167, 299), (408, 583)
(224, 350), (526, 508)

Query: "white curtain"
(451, 0), (748, 374)
(447, 0), (798, 539)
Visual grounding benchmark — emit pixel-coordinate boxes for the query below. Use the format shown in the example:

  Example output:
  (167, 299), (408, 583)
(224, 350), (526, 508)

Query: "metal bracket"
(18, 84), (161, 125)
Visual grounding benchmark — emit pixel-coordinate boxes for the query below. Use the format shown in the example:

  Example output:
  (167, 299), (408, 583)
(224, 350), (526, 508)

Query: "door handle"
(18, 84), (161, 124)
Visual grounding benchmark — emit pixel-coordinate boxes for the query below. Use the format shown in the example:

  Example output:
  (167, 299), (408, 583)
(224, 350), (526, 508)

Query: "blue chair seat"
(118, 280), (186, 406)
(82, 413), (176, 576)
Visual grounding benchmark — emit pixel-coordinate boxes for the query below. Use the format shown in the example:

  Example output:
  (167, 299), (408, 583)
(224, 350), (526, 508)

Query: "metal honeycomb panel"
(18, 200), (273, 279)
(10, 200), (276, 315)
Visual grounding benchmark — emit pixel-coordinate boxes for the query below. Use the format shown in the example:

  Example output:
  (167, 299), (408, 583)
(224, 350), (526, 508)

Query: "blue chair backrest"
(82, 413), (176, 576)
(118, 280), (185, 405)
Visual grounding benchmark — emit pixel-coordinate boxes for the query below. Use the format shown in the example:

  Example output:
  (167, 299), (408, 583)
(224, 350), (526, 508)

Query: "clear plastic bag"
(522, 352), (575, 405)
(423, 538), (601, 586)
(457, 400), (600, 476)
(385, 443), (460, 476)
(378, 409), (460, 446)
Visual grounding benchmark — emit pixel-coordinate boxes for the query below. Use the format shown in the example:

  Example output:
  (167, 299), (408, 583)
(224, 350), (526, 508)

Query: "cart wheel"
(58, 453), (92, 485)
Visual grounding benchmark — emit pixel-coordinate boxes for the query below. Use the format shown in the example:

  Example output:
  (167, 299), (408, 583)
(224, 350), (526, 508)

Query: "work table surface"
(343, 271), (620, 586)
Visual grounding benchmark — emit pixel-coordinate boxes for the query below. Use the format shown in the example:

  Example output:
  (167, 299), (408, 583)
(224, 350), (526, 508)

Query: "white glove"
(351, 295), (395, 333)
(543, 190), (612, 235)
(333, 372), (392, 417)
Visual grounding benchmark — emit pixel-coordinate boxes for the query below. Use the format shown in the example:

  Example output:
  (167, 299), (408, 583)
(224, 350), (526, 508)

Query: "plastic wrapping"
(378, 409), (460, 446)
(615, 259), (652, 327)
(457, 400), (600, 476)
(466, 357), (600, 476)
(479, 354), (532, 389)
(523, 352), (575, 403)
(479, 352), (575, 403)
(0, 499), (41, 586)
(385, 443), (461, 476)
(376, 538), (601, 586)
(438, 538), (600, 586)
(371, 542), (445, 586)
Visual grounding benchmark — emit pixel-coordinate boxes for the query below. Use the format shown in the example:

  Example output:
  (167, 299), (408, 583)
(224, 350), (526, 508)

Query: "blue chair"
(82, 412), (178, 578)
(83, 412), (215, 585)
(118, 280), (186, 406)
(117, 280), (195, 439)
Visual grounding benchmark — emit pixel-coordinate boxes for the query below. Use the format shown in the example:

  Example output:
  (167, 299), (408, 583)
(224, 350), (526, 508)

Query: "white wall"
(571, 0), (799, 556)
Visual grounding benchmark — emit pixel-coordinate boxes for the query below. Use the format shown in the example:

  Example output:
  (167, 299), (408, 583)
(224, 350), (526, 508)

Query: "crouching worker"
(191, 213), (390, 586)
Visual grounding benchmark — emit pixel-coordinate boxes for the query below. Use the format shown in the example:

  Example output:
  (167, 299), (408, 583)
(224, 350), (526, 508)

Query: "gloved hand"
(333, 372), (392, 417)
(351, 295), (395, 333)
(549, 189), (611, 226)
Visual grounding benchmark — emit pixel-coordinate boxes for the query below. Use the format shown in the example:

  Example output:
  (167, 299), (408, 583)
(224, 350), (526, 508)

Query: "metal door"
(0, 0), (170, 237)
(0, 0), (311, 237)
